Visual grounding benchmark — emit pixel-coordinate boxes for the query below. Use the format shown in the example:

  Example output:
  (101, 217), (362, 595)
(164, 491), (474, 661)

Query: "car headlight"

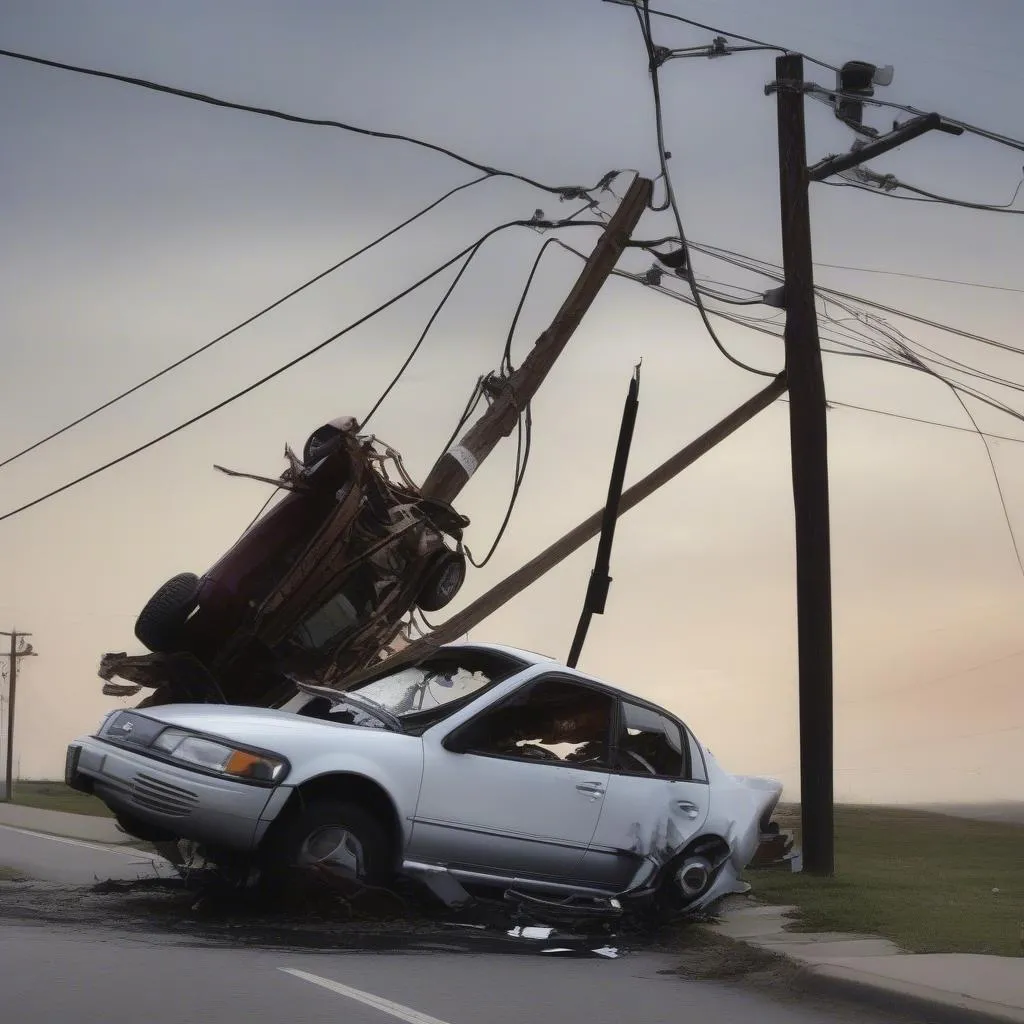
(152, 728), (288, 782)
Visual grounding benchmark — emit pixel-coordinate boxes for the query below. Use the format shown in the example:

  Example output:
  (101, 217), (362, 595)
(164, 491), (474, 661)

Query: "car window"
(612, 701), (685, 778)
(453, 677), (614, 768)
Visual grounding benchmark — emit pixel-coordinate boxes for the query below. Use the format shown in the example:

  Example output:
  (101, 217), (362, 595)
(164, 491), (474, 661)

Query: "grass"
(749, 805), (1024, 957)
(0, 866), (26, 881)
(10, 780), (114, 818)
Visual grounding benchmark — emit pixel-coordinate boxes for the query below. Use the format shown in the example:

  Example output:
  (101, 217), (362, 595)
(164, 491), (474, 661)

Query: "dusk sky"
(2, 0), (1023, 801)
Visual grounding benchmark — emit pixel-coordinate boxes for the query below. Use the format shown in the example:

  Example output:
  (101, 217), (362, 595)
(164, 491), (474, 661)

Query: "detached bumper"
(66, 736), (291, 851)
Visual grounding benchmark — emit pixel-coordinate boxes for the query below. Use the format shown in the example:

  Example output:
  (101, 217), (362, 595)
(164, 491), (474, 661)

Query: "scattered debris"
(99, 417), (470, 708)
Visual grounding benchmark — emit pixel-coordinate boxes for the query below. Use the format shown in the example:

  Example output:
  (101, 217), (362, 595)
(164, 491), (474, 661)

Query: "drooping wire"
(361, 241), (487, 429)
(821, 174), (1024, 215)
(0, 173), (490, 471)
(501, 237), (565, 374)
(0, 217), (604, 524)
(465, 404), (533, 569)
(0, 48), (607, 200)
(630, 1), (779, 378)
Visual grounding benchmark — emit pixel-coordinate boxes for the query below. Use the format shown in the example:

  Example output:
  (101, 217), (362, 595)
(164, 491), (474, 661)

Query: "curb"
(795, 961), (1024, 1024)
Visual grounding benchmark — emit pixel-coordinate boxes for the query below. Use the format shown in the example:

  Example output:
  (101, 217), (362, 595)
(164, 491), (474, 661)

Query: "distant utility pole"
(1, 629), (36, 802)
(421, 176), (652, 506)
(770, 53), (962, 876)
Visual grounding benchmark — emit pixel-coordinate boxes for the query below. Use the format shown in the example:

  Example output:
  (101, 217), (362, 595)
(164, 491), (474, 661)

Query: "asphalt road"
(0, 827), (899, 1024)
(0, 822), (173, 883)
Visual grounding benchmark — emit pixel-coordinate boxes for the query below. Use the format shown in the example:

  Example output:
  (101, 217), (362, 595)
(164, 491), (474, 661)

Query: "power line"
(0, 217), (604, 525)
(630, 1), (779, 379)
(0, 47), (603, 200)
(810, 261), (1024, 296)
(602, 2), (1024, 157)
(0, 174), (491, 472)
(361, 242), (485, 429)
(822, 176), (1024, 216)
(814, 399), (1024, 445)
(689, 240), (1024, 358)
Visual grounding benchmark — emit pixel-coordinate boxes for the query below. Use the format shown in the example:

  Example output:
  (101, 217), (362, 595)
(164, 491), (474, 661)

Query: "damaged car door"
(574, 700), (711, 888)
(409, 675), (616, 883)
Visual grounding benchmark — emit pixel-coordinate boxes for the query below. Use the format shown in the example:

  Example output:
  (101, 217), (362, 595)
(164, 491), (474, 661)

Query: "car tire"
(416, 549), (467, 613)
(134, 573), (201, 653)
(262, 798), (391, 887)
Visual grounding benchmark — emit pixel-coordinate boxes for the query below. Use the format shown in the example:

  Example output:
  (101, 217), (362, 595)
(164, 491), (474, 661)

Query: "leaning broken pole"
(340, 373), (787, 688)
(420, 176), (653, 506)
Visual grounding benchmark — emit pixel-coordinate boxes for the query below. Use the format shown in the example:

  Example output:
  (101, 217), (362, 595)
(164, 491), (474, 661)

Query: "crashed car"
(68, 641), (785, 918)
(99, 417), (469, 709)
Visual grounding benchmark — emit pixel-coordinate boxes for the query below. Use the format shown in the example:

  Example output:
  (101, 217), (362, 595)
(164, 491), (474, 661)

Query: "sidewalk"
(711, 903), (1024, 1024)
(0, 803), (132, 844)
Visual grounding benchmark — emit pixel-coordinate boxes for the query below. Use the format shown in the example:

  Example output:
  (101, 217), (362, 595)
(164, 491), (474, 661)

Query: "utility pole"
(774, 52), (835, 877)
(421, 176), (652, 505)
(1, 629), (36, 802)
(770, 54), (963, 876)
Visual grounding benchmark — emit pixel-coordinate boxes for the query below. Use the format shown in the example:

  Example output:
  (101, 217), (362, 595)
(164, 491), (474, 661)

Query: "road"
(0, 826), (902, 1024)
(0, 822), (172, 883)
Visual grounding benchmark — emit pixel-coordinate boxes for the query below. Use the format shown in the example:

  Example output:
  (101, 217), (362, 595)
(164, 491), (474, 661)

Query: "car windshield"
(352, 663), (492, 716)
(292, 648), (527, 732)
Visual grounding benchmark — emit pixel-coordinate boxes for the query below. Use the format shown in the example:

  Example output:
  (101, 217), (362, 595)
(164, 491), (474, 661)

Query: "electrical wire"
(0, 217), (604, 524)
(689, 240), (1024, 358)
(602, 0), (838, 71)
(501, 237), (564, 375)
(822, 177), (1024, 215)
(361, 242), (486, 429)
(630, 1), (779, 378)
(0, 48), (603, 200)
(0, 173), (491, 472)
(465, 404), (533, 569)
(809, 261), (1024, 296)
(603, 2), (1024, 158)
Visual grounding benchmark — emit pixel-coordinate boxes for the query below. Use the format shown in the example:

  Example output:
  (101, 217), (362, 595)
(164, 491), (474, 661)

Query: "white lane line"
(280, 968), (454, 1024)
(0, 823), (161, 860)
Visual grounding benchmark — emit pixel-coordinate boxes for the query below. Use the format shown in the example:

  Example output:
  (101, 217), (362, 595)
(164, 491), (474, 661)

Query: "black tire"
(303, 423), (343, 466)
(261, 798), (391, 887)
(416, 549), (466, 612)
(134, 572), (200, 653)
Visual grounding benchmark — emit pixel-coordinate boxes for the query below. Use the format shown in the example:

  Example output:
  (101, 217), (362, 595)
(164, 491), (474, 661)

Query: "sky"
(2, 0), (1023, 802)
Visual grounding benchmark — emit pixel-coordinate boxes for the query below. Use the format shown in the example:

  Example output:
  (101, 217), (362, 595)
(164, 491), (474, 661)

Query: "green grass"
(749, 805), (1024, 957)
(10, 780), (114, 818)
(0, 866), (26, 881)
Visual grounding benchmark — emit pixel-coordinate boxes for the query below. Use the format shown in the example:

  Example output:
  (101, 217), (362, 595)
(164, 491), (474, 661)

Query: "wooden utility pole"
(421, 176), (652, 505)
(774, 53), (835, 877)
(1, 629), (36, 802)
(771, 54), (960, 876)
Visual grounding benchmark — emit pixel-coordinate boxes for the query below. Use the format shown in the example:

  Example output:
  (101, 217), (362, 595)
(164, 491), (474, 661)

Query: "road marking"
(0, 823), (161, 860)
(280, 968), (454, 1024)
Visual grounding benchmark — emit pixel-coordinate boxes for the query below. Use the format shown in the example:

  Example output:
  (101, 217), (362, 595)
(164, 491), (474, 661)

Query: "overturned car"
(69, 642), (786, 919)
(100, 417), (469, 709)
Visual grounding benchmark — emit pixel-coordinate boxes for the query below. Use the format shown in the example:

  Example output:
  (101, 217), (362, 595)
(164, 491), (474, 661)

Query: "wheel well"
(657, 833), (732, 888)
(271, 773), (403, 869)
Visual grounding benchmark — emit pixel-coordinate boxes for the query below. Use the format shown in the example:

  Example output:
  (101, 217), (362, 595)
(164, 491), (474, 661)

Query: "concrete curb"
(702, 902), (1024, 1024)
(795, 959), (1024, 1024)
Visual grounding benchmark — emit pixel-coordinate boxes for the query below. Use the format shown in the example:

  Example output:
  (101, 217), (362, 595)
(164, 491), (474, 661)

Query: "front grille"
(130, 771), (200, 817)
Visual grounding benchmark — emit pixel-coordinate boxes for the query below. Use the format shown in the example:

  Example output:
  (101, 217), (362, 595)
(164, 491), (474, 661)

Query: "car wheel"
(416, 549), (467, 612)
(263, 799), (391, 887)
(134, 572), (201, 652)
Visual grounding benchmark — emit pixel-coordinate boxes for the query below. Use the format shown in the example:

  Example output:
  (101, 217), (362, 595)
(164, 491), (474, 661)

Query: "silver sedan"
(67, 641), (784, 915)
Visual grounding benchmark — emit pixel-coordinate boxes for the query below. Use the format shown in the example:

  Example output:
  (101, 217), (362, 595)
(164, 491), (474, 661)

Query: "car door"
(574, 699), (711, 888)
(408, 675), (616, 882)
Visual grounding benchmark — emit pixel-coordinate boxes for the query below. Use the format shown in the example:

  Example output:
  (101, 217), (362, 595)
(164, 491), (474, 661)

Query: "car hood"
(134, 702), (364, 745)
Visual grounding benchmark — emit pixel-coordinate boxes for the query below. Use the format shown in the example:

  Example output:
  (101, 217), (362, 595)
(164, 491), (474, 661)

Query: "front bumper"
(66, 736), (292, 852)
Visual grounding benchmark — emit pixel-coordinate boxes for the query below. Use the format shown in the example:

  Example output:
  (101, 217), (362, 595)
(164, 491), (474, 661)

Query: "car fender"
(281, 745), (424, 846)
